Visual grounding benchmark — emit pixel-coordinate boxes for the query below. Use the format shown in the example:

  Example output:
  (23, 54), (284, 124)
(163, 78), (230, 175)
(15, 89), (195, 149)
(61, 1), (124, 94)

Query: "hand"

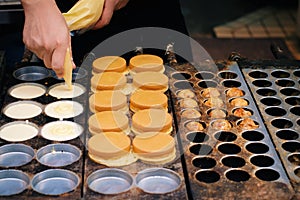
(93, 0), (129, 29)
(21, 0), (75, 78)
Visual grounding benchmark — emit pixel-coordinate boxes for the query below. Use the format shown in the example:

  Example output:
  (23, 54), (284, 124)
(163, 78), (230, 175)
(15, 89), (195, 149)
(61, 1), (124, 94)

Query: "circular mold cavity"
(0, 121), (39, 142)
(31, 169), (80, 196)
(48, 83), (86, 99)
(256, 88), (277, 96)
(207, 108), (227, 119)
(280, 88), (300, 96)
(232, 107), (253, 118)
(186, 132), (209, 143)
(252, 80), (272, 87)
(3, 101), (43, 120)
(293, 70), (300, 78)
(221, 80), (241, 88)
(245, 142), (269, 154)
(189, 144), (213, 156)
(214, 131), (237, 142)
(171, 72), (192, 80)
(271, 118), (293, 129)
(218, 143), (241, 155)
(260, 97), (281, 106)
(276, 129), (298, 140)
(275, 79), (295, 87)
(255, 169), (280, 181)
(242, 130), (265, 141)
(288, 153), (300, 166)
(197, 80), (218, 88)
(192, 157), (217, 169)
(294, 168), (300, 178)
(50, 67), (87, 81)
(0, 144), (35, 168)
(271, 70), (290, 78)
(225, 169), (250, 182)
(250, 155), (275, 167)
(173, 81), (194, 90)
(265, 107), (287, 117)
(290, 106), (300, 116)
(218, 71), (238, 79)
(298, 119), (300, 126)
(0, 170), (30, 196)
(184, 121), (206, 132)
(221, 156), (246, 168)
(13, 66), (50, 81)
(8, 83), (47, 99)
(87, 168), (134, 195)
(285, 97), (300, 106)
(44, 100), (84, 119)
(249, 70), (268, 78)
(36, 143), (82, 167)
(282, 141), (300, 153)
(135, 168), (181, 194)
(195, 170), (220, 184)
(195, 71), (215, 80)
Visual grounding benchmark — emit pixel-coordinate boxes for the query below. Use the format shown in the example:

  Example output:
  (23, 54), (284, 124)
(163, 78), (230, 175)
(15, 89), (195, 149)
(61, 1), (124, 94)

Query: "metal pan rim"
(0, 169), (30, 196)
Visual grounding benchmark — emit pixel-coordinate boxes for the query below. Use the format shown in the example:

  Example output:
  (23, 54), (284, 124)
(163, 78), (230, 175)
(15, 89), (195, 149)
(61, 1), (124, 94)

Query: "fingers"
(93, 0), (114, 29)
(51, 45), (67, 78)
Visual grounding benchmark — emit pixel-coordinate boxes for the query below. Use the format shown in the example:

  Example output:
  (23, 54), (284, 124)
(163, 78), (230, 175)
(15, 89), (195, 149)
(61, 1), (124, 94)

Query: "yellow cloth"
(63, 0), (105, 31)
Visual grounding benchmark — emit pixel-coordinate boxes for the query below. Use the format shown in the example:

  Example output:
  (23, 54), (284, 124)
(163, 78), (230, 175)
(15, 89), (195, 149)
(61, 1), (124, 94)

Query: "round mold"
(31, 169), (80, 196)
(192, 156), (217, 169)
(264, 106), (287, 117)
(225, 169), (250, 182)
(136, 168), (181, 194)
(294, 167), (300, 178)
(293, 70), (300, 78)
(8, 83), (47, 99)
(173, 80), (194, 90)
(252, 79), (272, 87)
(288, 153), (300, 166)
(260, 97), (281, 106)
(290, 106), (300, 116)
(276, 129), (299, 140)
(242, 130), (265, 141)
(50, 67), (87, 81)
(186, 131), (209, 143)
(87, 168), (134, 195)
(36, 143), (82, 167)
(2, 101), (43, 120)
(194, 71), (215, 80)
(255, 168), (280, 182)
(271, 118), (293, 129)
(0, 121), (39, 142)
(245, 142), (269, 154)
(171, 72), (192, 80)
(0, 144), (34, 168)
(221, 80), (241, 88)
(218, 71), (238, 79)
(44, 100), (84, 119)
(285, 97), (300, 106)
(282, 141), (300, 153)
(48, 83), (86, 99)
(256, 88), (277, 96)
(197, 80), (218, 88)
(189, 144), (213, 156)
(275, 79), (295, 87)
(217, 143), (241, 155)
(271, 70), (290, 78)
(13, 66), (50, 81)
(232, 107), (253, 118)
(221, 155), (246, 168)
(250, 155), (275, 167)
(280, 87), (300, 96)
(248, 70), (268, 79)
(40, 120), (83, 142)
(0, 170), (30, 196)
(214, 131), (237, 142)
(194, 170), (220, 184)
(184, 120), (206, 132)
(207, 108), (227, 119)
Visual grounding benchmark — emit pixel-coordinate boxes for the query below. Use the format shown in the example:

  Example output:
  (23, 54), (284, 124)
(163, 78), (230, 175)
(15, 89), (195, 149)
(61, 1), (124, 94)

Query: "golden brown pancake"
(177, 89), (195, 99)
(88, 111), (130, 135)
(89, 90), (128, 113)
(130, 90), (168, 112)
(226, 88), (244, 97)
(91, 72), (127, 91)
(132, 71), (168, 92)
(131, 109), (173, 135)
(129, 54), (164, 74)
(92, 56), (127, 73)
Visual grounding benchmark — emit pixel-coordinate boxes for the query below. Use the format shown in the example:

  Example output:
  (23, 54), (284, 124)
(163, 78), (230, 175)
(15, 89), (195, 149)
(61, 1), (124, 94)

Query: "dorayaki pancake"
(132, 71), (168, 92)
(88, 111), (130, 135)
(132, 132), (176, 164)
(89, 90), (128, 113)
(129, 54), (164, 73)
(130, 90), (168, 112)
(91, 72), (127, 91)
(131, 109), (173, 135)
(92, 56), (127, 73)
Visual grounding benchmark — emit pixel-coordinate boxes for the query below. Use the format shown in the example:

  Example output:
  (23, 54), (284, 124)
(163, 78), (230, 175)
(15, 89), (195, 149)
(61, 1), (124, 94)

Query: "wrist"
(21, 0), (56, 10)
